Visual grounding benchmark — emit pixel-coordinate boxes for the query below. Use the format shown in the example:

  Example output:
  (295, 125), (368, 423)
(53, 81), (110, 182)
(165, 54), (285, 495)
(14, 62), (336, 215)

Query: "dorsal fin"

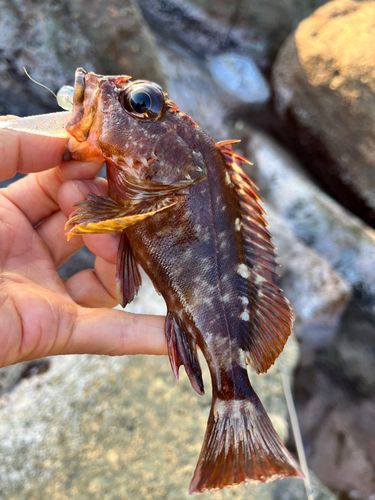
(218, 141), (294, 374)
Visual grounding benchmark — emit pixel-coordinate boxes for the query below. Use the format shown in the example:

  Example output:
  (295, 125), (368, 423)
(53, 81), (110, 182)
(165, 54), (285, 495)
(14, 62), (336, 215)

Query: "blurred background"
(0, 0), (374, 499)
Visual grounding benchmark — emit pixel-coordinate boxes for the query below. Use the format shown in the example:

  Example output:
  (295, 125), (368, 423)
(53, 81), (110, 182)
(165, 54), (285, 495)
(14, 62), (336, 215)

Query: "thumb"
(66, 307), (167, 356)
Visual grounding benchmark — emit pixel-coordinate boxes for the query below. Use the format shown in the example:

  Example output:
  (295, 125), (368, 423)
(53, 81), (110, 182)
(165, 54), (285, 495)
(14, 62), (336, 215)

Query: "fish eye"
(120, 81), (165, 121)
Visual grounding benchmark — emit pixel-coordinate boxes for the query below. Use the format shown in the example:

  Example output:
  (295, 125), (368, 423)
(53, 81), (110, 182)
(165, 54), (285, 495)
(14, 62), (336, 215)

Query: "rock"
(0, 0), (165, 117)
(294, 363), (375, 499)
(242, 129), (375, 320)
(138, 0), (268, 66)
(157, 43), (231, 140)
(273, 0), (375, 226)
(206, 53), (271, 105)
(0, 274), (337, 500)
(0, 359), (50, 396)
(266, 208), (351, 364)
(0, 363), (29, 396)
(187, 0), (297, 65)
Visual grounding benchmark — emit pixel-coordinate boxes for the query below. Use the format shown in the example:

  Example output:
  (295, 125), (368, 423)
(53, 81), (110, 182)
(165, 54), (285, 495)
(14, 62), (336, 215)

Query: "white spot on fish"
(124, 157), (133, 167)
(241, 297), (249, 305)
(235, 218), (241, 231)
(222, 293), (231, 303)
(237, 263), (250, 279)
(255, 274), (266, 284)
(225, 171), (231, 185)
(240, 311), (250, 321)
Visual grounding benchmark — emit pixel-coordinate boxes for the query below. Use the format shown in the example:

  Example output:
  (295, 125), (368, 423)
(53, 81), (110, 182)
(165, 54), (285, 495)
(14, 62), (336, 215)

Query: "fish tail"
(189, 393), (303, 494)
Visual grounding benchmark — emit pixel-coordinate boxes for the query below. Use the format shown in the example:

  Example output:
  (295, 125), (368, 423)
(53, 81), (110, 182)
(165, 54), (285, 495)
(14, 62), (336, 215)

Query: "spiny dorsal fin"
(218, 141), (294, 374)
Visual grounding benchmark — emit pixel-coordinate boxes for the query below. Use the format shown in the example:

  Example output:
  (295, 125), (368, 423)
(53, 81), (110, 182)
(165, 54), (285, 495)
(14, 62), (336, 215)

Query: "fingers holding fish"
(59, 176), (122, 265)
(0, 124), (65, 181)
(58, 177), (108, 216)
(64, 258), (118, 308)
(2, 159), (105, 227)
(68, 307), (167, 357)
(35, 210), (85, 268)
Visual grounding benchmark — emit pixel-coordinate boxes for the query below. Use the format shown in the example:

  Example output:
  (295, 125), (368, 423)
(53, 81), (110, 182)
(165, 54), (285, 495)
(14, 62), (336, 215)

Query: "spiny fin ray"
(165, 313), (204, 395)
(65, 193), (178, 239)
(218, 141), (294, 374)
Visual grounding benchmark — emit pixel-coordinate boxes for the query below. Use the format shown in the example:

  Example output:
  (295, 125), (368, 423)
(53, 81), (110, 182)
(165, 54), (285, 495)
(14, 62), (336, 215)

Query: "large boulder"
(0, 0), (165, 117)
(139, 0), (330, 68)
(267, 209), (351, 364)
(242, 129), (375, 320)
(273, 0), (375, 226)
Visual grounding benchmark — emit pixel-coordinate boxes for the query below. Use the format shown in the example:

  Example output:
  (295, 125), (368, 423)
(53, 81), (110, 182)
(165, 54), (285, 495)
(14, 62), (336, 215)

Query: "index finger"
(0, 117), (66, 181)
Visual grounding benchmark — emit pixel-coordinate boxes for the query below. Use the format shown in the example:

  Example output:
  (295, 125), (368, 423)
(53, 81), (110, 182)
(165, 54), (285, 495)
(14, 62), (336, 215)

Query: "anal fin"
(116, 231), (142, 307)
(165, 313), (204, 395)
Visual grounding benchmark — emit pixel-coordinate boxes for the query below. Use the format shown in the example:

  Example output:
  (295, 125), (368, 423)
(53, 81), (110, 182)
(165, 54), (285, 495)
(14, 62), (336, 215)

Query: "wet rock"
(242, 129), (375, 320)
(0, 0), (165, 117)
(273, 0), (375, 226)
(267, 209), (351, 364)
(0, 274), (337, 500)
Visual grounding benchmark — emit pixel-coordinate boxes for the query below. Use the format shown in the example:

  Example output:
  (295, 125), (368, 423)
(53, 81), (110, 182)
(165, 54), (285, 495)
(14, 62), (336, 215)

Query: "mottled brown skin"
(65, 69), (303, 494)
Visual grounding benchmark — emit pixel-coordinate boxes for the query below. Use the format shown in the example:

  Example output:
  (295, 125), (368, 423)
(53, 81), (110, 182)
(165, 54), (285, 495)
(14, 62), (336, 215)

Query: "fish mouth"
(65, 68), (101, 143)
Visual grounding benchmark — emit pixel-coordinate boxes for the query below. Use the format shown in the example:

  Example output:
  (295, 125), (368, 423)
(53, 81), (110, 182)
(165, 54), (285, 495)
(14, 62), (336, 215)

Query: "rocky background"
(0, 0), (375, 499)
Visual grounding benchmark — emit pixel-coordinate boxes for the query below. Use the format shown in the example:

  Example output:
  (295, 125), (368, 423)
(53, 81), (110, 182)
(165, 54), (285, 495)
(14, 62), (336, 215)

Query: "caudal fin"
(189, 395), (303, 494)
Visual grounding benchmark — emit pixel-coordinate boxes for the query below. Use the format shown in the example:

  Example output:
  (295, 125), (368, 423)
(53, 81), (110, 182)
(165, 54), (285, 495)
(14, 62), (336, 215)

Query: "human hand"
(0, 116), (166, 368)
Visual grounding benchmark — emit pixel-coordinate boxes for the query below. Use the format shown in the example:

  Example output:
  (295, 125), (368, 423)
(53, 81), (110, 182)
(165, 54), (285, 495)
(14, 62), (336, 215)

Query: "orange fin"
(65, 193), (178, 239)
(165, 313), (204, 395)
(189, 393), (303, 494)
(218, 142), (294, 374)
(116, 231), (142, 307)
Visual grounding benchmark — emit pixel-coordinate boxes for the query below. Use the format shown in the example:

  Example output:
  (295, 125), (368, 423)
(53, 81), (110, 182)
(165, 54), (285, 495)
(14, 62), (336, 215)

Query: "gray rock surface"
(243, 129), (375, 320)
(206, 53), (271, 105)
(273, 0), (375, 226)
(267, 209), (351, 363)
(294, 350), (375, 499)
(0, 274), (336, 500)
(157, 43), (231, 141)
(0, 0), (165, 117)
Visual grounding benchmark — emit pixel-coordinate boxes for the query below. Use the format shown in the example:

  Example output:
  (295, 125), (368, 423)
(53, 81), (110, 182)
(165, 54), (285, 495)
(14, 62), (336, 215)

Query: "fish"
(1, 68), (303, 493)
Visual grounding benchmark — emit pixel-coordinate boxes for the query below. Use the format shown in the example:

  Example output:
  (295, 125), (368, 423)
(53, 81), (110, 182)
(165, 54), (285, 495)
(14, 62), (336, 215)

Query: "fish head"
(66, 68), (207, 198)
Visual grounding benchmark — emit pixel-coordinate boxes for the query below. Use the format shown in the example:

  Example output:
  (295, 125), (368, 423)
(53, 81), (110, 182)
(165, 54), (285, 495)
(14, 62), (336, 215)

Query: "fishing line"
(279, 353), (316, 500)
(23, 67), (58, 99)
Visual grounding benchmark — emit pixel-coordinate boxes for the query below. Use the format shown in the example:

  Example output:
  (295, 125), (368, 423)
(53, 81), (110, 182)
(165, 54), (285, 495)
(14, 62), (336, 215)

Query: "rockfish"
(2, 69), (302, 493)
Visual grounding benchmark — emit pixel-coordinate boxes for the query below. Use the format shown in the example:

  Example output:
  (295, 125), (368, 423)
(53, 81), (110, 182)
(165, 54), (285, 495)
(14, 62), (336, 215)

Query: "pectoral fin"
(65, 193), (178, 239)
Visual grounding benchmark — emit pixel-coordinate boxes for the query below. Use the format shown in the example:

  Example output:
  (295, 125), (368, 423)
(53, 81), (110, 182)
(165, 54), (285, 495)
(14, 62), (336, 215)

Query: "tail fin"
(189, 394), (303, 494)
